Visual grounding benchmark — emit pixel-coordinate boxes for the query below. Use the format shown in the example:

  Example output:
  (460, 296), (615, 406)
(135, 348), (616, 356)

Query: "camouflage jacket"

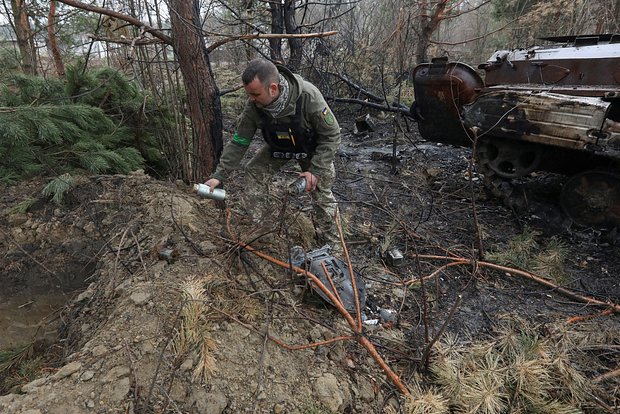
(210, 65), (341, 182)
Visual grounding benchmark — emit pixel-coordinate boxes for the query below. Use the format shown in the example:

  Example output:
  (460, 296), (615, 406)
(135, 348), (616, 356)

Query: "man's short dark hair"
(242, 58), (279, 86)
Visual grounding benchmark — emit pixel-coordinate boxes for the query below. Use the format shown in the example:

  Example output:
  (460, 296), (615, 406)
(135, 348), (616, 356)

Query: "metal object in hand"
(289, 177), (307, 194)
(194, 184), (226, 201)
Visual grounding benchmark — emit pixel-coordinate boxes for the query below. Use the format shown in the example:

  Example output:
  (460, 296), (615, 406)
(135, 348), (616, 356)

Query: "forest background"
(1, 0), (619, 195)
(1, 1), (620, 412)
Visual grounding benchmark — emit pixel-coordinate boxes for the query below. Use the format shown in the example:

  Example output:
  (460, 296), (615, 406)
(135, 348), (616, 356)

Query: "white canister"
(193, 184), (226, 201)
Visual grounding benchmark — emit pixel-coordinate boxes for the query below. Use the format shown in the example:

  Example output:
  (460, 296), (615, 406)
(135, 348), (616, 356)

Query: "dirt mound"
(0, 171), (390, 413)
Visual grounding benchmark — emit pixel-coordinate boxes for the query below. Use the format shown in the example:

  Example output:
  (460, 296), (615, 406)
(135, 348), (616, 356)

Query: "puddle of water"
(0, 293), (67, 349)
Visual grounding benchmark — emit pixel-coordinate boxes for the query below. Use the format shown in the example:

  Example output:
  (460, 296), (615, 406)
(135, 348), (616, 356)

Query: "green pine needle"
(42, 173), (75, 204)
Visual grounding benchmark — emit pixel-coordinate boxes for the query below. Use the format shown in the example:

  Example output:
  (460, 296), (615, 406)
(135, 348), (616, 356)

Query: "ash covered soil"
(1, 112), (619, 413)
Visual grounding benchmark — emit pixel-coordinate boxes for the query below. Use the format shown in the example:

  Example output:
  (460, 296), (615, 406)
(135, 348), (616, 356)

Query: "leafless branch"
(325, 96), (411, 116)
(206, 30), (338, 53)
(87, 34), (163, 45)
(327, 71), (385, 103)
(430, 20), (516, 46)
(56, 0), (173, 44)
(441, 0), (492, 20)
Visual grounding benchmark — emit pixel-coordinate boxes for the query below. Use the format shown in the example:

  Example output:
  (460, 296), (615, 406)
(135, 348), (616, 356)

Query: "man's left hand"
(299, 171), (318, 192)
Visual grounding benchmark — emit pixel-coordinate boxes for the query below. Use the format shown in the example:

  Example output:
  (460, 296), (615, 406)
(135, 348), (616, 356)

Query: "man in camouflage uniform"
(205, 58), (341, 250)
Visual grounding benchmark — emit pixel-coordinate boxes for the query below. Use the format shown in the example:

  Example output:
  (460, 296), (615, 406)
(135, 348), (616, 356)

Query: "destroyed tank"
(411, 34), (620, 227)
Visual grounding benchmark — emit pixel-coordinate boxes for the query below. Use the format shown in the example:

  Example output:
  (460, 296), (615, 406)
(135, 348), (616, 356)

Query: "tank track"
(474, 138), (535, 213)
(475, 155), (528, 213)
(476, 140), (620, 227)
(560, 170), (620, 227)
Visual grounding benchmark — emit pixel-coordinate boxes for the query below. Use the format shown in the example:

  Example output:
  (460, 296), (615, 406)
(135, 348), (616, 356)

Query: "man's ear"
(268, 82), (279, 97)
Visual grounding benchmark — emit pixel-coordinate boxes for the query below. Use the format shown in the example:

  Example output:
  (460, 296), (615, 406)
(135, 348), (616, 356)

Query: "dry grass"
(403, 383), (450, 414)
(0, 343), (41, 393)
(532, 238), (569, 283)
(427, 315), (593, 413)
(172, 271), (266, 383)
(486, 227), (540, 269)
(172, 277), (216, 383)
(487, 228), (568, 283)
(202, 272), (263, 323)
(3, 357), (42, 391)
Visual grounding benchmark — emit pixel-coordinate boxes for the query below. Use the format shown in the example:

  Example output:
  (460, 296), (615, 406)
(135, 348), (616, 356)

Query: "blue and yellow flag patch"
(321, 107), (335, 126)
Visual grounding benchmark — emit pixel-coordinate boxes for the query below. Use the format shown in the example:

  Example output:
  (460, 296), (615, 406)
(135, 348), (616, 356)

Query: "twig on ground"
(336, 212), (363, 331)
(253, 294), (275, 410)
(593, 364), (620, 383)
(111, 226), (131, 290)
(169, 194), (206, 257)
(139, 302), (185, 414)
(131, 230), (149, 277)
(410, 254), (620, 314)
(223, 209), (412, 396)
(419, 295), (462, 369)
(566, 309), (614, 324)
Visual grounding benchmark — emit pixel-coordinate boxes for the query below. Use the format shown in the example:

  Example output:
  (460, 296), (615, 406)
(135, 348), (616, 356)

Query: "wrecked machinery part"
(290, 245), (366, 314)
(560, 170), (620, 227)
(411, 34), (620, 226)
(288, 177), (307, 195)
(384, 248), (404, 267)
(354, 114), (377, 135)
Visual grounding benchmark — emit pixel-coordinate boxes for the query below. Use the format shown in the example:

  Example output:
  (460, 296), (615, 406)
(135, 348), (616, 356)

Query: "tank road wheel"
(560, 171), (620, 227)
(475, 139), (543, 211)
(476, 139), (543, 179)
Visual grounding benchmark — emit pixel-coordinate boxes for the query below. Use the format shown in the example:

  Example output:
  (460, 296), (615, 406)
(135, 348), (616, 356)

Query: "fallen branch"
(566, 309), (614, 324)
(326, 71), (386, 103)
(325, 96), (412, 116)
(224, 210), (411, 396)
(593, 364), (620, 383)
(412, 254), (620, 314)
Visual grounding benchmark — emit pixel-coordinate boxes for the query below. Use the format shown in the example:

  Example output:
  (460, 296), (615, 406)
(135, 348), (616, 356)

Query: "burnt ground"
(0, 109), (619, 413)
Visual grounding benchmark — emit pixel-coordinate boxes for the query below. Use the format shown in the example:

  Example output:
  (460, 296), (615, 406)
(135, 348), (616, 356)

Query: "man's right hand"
(204, 178), (221, 192)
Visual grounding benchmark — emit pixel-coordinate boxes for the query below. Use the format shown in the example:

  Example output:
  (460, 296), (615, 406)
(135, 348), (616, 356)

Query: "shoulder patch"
(321, 107), (335, 126)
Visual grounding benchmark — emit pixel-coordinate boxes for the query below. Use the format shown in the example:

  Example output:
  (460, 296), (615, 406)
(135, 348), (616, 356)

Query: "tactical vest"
(259, 98), (318, 160)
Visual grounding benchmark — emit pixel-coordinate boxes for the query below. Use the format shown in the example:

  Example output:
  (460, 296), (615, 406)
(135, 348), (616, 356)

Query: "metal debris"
(291, 245), (366, 313)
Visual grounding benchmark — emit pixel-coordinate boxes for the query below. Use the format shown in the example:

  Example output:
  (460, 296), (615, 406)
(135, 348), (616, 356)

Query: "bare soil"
(1, 110), (619, 413)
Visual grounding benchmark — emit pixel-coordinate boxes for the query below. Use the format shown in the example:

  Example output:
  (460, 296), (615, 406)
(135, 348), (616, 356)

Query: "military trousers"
(244, 145), (340, 248)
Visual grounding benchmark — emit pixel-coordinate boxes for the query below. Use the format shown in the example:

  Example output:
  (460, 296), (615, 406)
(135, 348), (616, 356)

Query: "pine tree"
(0, 64), (171, 190)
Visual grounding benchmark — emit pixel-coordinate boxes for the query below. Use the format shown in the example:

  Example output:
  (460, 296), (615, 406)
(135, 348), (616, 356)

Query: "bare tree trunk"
(415, 0), (448, 64)
(10, 0), (37, 75)
(284, 0), (302, 71)
(169, 0), (223, 182)
(415, 0), (429, 64)
(243, 0), (255, 61)
(269, 2), (284, 62)
(48, 0), (65, 77)
(269, 0), (303, 69)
